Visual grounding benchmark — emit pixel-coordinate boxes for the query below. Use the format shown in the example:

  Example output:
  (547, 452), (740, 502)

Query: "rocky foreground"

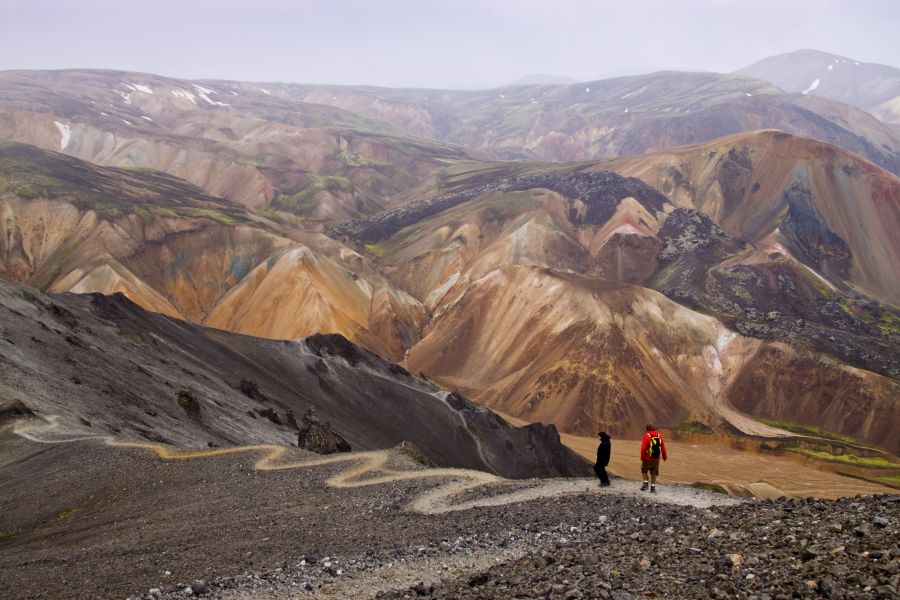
(132, 493), (898, 600)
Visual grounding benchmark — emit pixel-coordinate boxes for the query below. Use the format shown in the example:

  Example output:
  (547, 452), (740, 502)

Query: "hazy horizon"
(1, 0), (898, 89)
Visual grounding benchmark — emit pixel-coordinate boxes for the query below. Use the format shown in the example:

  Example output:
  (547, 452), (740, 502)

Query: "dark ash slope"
(0, 276), (589, 478)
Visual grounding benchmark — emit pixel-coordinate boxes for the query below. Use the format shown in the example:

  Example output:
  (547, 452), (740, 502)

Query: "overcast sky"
(1, 0), (897, 88)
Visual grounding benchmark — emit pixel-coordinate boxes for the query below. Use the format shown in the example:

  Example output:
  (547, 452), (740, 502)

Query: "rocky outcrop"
(297, 408), (351, 454)
(654, 208), (899, 379)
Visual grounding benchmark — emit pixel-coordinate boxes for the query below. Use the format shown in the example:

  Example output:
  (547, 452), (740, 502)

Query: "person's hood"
(599, 432), (611, 440)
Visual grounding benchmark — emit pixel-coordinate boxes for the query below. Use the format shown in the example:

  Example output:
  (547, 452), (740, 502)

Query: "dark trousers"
(594, 463), (609, 485)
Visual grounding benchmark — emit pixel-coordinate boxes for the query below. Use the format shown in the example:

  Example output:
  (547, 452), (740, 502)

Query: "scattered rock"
(297, 408), (351, 454)
(238, 379), (267, 402)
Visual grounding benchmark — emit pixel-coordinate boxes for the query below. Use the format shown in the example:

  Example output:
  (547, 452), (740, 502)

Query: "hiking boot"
(650, 486), (657, 494)
(640, 481), (649, 491)
(600, 482), (610, 487)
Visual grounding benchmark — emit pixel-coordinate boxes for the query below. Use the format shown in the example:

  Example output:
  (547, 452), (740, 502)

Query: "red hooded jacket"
(640, 430), (667, 461)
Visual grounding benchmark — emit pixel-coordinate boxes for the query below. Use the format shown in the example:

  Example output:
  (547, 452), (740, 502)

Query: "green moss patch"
(176, 388), (200, 414)
(363, 242), (386, 257)
(758, 418), (856, 444)
(787, 447), (898, 469)
(55, 507), (81, 521)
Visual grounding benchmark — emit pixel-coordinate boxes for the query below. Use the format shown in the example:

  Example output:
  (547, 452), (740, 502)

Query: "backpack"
(648, 434), (661, 459)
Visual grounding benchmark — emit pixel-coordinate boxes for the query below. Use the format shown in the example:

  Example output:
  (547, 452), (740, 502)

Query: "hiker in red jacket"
(640, 423), (667, 493)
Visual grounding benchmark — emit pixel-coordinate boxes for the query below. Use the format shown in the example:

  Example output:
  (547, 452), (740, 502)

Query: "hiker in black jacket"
(594, 431), (611, 486)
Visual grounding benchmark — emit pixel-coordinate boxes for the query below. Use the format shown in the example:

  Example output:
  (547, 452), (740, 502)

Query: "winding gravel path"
(15, 417), (739, 515)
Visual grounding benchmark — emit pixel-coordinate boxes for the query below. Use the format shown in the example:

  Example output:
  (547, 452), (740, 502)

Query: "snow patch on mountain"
(116, 91), (132, 105)
(53, 121), (71, 150)
(171, 89), (197, 104)
(197, 92), (229, 107)
(132, 84), (154, 94)
(802, 78), (820, 94)
(260, 88), (272, 95)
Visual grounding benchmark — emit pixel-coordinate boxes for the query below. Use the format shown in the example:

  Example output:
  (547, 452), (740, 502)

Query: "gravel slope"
(2, 431), (895, 600)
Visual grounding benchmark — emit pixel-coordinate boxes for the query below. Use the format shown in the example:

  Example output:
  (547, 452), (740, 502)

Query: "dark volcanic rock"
(0, 399), (34, 423)
(330, 171), (667, 243)
(305, 333), (371, 366)
(653, 208), (899, 379)
(657, 208), (734, 263)
(781, 182), (851, 274)
(297, 408), (351, 454)
(238, 379), (267, 402)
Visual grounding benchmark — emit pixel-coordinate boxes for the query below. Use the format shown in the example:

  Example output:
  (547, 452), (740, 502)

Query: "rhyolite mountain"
(0, 142), (426, 361)
(737, 49), (900, 126)
(287, 70), (900, 175)
(0, 66), (898, 456)
(0, 69), (472, 229)
(0, 67), (898, 230)
(334, 132), (899, 449)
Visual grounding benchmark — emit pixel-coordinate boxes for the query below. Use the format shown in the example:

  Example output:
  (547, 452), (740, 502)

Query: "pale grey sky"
(1, 0), (897, 88)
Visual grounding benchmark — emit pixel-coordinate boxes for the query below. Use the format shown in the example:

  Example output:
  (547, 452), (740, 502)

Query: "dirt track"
(0, 423), (740, 600)
(13, 418), (737, 514)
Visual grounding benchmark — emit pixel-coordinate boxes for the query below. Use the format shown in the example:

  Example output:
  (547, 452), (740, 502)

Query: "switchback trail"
(13, 417), (741, 513)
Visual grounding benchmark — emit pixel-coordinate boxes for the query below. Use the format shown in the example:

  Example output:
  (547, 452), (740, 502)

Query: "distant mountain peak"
(736, 49), (900, 124)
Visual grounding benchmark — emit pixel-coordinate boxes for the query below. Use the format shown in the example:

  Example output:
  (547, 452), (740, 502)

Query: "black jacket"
(596, 434), (611, 466)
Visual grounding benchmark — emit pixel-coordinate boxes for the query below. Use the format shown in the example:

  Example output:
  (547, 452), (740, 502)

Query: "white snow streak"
(621, 91), (634, 99)
(171, 89), (197, 104)
(624, 107), (629, 113)
(53, 121), (71, 149)
(196, 90), (229, 106)
(122, 119), (133, 126)
(192, 84), (216, 95)
(141, 116), (153, 122)
(116, 90), (132, 105)
(802, 78), (820, 94)
(260, 88), (272, 95)
(826, 64), (833, 71)
(132, 84), (154, 94)
(585, 87), (590, 92)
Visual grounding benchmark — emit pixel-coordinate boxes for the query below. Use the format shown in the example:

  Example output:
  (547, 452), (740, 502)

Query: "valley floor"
(562, 435), (895, 499)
